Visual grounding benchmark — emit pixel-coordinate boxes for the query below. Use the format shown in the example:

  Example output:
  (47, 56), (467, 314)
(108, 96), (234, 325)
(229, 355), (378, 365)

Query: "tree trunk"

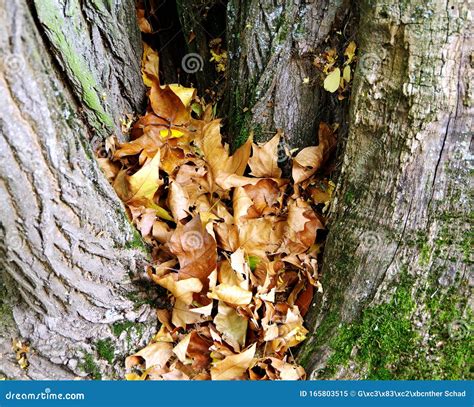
(226, 0), (352, 149)
(0, 0), (155, 380)
(297, 0), (473, 379)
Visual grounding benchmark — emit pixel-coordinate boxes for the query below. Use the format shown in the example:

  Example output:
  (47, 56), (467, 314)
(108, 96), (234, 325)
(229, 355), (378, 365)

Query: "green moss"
(324, 280), (416, 379)
(320, 269), (472, 379)
(298, 309), (341, 368)
(414, 232), (431, 266)
(112, 321), (137, 337)
(112, 321), (145, 349)
(96, 338), (115, 364)
(125, 291), (156, 308)
(344, 186), (356, 205)
(35, 0), (113, 131)
(125, 228), (148, 253)
(275, 14), (291, 45)
(459, 230), (473, 264)
(80, 353), (102, 380)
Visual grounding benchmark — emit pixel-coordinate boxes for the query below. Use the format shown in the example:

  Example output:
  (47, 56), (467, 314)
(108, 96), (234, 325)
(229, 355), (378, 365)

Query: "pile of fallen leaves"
(98, 44), (336, 381)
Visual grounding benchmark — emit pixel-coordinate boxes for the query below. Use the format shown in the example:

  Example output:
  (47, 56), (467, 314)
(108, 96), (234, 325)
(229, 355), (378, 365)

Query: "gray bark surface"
(226, 0), (350, 148)
(0, 0), (155, 379)
(33, 0), (146, 138)
(298, 0), (473, 379)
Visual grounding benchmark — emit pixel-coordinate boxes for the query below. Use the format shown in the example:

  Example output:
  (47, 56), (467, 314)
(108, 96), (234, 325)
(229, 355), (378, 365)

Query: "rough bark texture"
(33, 0), (146, 138)
(0, 0), (155, 380)
(298, 0), (473, 379)
(226, 0), (351, 148)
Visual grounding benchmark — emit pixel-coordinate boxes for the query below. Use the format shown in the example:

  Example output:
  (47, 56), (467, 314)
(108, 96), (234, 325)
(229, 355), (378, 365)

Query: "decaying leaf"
(292, 123), (336, 184)
(248, 133), (282, 178)
(214, 301), (248, 350)
(210, 344), (256, 380)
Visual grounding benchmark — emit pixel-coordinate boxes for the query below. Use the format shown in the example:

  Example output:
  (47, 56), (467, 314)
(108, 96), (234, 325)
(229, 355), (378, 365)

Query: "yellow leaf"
(344, 41), (357, 64)
(159, 128), (186, 139)
(125, 373), (143, 381)
(149, 203), (174, 222)
(114, 151), (162, 207)
(210, 344), (256, 380)
(167, 84), (196, 107)
(323, 68), (341, 93)
(343, 65), (351, 83)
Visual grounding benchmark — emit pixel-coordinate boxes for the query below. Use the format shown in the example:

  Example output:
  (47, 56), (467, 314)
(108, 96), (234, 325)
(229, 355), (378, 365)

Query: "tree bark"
(226, 0), (352, 149)
(0, 0), (155, 380)
(297, 0), (473, 379)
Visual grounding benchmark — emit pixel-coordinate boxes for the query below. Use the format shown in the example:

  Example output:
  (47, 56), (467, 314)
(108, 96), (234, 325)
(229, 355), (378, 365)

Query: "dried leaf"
(126, 341), (173, 370)
(200, 120), (252, 188)
(168, 217), (217, 285)
(208, 284), (253, 306)
(214, 301), (248, 350)
(210, 344), (256, 380)
(248, 134), (282, 178)
(150, 84), (190, 125)
(292, 123), (336, 184)
(155, 274), (203, 305)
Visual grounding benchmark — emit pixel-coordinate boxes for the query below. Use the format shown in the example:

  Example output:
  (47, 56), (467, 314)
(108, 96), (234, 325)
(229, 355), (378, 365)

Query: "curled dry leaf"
(150, 83), (190, 126)
(210, 343), (256, 380)
(281, 199), (324, 254)
(137, 8), (153, 33)
(126, 341), (173, 370)
(142, 43), (159, 86)
(292, 123), (336, 184)
(168, 217), (217, 285)
(248, 133), (282, 178)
